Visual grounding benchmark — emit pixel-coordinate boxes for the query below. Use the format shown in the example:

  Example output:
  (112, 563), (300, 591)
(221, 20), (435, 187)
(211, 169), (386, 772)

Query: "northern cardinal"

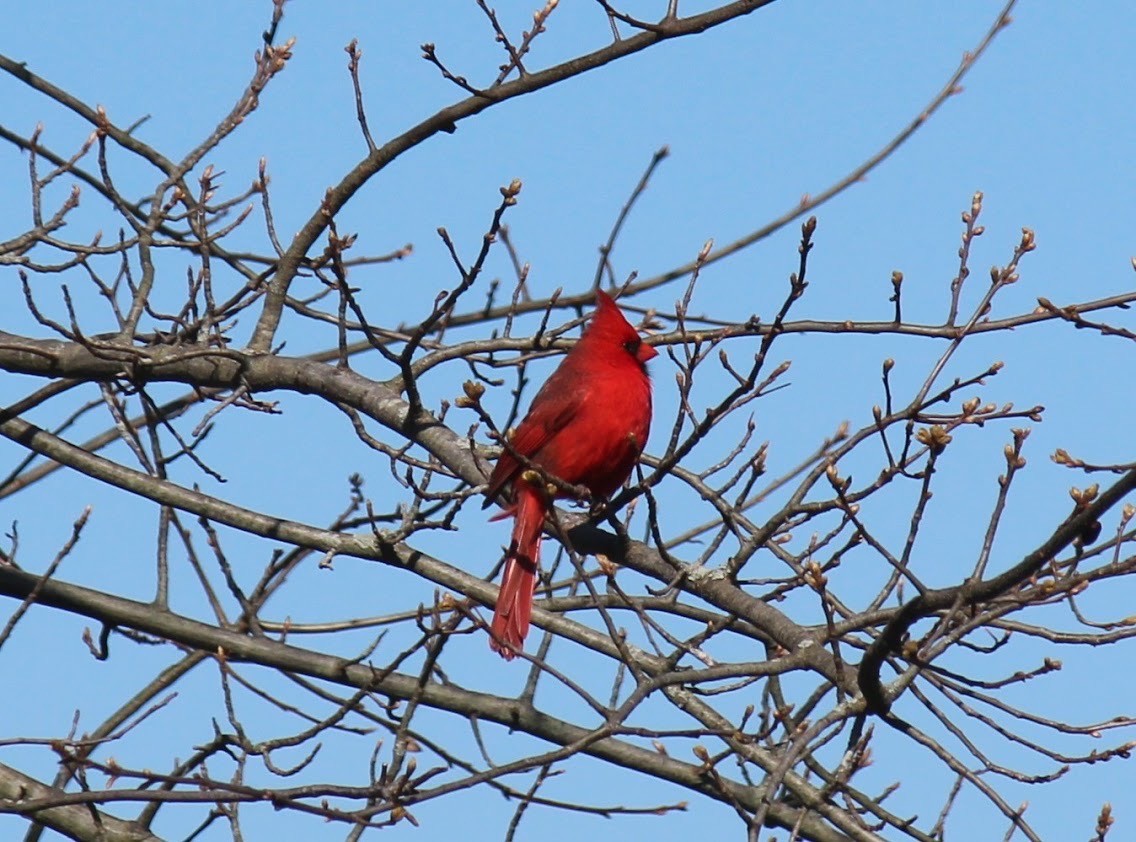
(483, 290), (657, 659)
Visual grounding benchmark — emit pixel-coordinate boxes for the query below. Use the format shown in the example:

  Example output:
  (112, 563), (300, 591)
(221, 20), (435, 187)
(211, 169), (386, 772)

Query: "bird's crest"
(588, 289), (636, 339)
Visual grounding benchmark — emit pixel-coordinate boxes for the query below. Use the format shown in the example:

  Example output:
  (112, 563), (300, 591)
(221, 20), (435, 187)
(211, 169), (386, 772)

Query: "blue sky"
(2, 1), (1135, 840)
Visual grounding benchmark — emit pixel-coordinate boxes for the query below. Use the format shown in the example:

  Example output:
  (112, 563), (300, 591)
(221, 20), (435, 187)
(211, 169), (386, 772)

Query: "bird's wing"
(483, 388), (581, 507)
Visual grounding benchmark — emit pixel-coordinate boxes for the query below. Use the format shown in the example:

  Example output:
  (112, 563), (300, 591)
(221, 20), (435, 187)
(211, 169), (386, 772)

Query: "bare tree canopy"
(1, 1), (1134, 840)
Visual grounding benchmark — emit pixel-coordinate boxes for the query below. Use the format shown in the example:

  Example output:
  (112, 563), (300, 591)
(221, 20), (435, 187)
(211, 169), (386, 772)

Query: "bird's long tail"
(490, 483), (544, 659)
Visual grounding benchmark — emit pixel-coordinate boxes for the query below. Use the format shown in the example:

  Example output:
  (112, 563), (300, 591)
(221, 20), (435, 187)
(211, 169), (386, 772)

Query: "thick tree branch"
(0, 762), (163, 842)
(247, 0), (780, 352)
(858, 467), (1136, 714)
(0, 565), (851, 842)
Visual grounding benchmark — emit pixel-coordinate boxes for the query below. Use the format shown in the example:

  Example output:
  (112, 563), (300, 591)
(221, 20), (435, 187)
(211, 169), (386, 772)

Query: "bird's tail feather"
(490, 484), (544, 660)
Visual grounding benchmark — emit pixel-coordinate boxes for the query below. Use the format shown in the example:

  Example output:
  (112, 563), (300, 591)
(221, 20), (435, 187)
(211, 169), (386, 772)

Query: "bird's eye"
(623, 338), (641, 355)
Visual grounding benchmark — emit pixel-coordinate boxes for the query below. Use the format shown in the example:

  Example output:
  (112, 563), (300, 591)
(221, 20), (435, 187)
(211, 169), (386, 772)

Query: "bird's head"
(589, 289), (658, 367)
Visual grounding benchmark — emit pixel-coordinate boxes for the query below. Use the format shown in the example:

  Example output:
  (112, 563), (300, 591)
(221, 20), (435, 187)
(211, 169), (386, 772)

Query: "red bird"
(484, 290), (657, 659)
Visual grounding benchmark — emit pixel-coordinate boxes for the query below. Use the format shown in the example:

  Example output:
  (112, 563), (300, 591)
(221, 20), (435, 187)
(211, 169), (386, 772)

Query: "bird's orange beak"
(637, 342), (658, 363)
